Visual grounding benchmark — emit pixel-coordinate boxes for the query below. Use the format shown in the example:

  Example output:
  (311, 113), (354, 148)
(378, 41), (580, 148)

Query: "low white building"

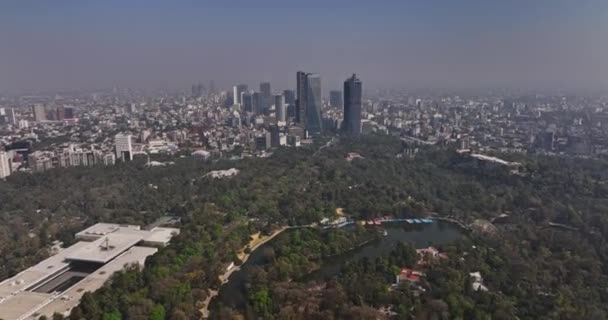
(0, 223), (179, 320)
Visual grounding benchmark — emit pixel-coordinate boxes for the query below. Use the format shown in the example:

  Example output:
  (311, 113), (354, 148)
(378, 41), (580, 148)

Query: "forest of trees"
(2, 134), (608, 319)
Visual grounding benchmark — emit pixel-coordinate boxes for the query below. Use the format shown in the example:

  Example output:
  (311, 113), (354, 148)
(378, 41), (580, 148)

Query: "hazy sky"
(1, 0), (608, 93)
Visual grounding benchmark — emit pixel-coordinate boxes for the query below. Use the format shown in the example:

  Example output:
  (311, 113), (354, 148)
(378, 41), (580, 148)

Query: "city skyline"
(3, 2), (608, 320)
(2, 1), (608, 94)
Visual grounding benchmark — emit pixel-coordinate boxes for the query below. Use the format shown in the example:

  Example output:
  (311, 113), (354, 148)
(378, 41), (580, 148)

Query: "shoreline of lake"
(206, 220), (465, 316)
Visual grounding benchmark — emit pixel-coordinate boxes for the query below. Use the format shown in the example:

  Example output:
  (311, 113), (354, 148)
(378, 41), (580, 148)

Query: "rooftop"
(31, 246), (157, 319)
(0, 242), (90, 297)
(143, 227), (180, 245)
(75, 223), (140, 239)
(0, 223), (178, 320)
(65, 233), (145, 264)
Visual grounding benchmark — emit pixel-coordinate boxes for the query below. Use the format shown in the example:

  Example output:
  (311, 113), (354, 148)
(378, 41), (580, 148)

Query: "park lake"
(212, 220), (465, 310)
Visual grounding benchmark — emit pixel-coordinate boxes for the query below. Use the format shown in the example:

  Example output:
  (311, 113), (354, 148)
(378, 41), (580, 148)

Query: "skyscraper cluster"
(226, 71), (362, 139)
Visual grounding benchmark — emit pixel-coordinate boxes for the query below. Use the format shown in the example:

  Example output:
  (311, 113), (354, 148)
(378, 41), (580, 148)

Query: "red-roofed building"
(396, 268), (424, 284)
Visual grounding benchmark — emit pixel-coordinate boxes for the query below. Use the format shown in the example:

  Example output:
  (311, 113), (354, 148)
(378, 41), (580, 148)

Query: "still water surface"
(214, 221), (464, 310)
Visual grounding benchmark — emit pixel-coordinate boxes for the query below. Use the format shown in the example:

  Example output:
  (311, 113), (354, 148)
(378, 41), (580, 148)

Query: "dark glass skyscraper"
(283, 90), (295, 106)
(260, 82), (271, 114)
(252, 92), (263, 115)
(242, 92), (253, 113)
(283, 90), (295, 119)
(305, 73), (322, 135)
(343, 74), (362, 135)
(330, 90), (343, 108)
(296, 71), (307, 124)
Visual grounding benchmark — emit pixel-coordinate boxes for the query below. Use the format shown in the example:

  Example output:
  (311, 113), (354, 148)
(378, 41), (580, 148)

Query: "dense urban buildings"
(3, 71), (608, 176)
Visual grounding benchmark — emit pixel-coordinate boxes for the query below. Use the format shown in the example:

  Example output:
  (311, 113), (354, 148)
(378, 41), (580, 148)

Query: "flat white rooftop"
(143, 227), (180, 245)
(65, 233), (145, 264)
(0, 292), (51, 320)
(75, 223), (141, 239)
(0, 222), (177, 320)
(31, 246), (157, 320)
(0, 242), (90, 297)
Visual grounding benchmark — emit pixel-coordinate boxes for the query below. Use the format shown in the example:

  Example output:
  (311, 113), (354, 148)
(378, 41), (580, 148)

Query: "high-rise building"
(305, 73), (322, 135)
(6, 108), (16, 125)
(64, 107), (74, 119)
(283, 90), (296, 119)
(32, 104), (46, 122)
(222, 91), (234, 107)
(260, 82), (271, 113)
(208, 80), (215, 95)
(252, 92), (263, 115)
(0, 151), (11, 179)
(126, 104), (137, 114)
(233, 86), (239, 105)
(255, 132), (272, 151)
(192, 83), (204, 97)
(260, 82), (271, 97)
(242, 92), (253, 113)
(270, 125), (281, 147)
(283, 90), (295, 106)
(275, 94), (286, 123)
(330, 90), (343, 108)
(343, 74), (362, 135)
(56, 106), (66, 121)
(296, 71), (308, 124)
(233, 84), (248, 105)
(114, 133), (133, 162)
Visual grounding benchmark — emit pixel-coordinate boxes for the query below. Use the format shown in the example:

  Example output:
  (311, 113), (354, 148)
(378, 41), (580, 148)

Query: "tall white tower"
(114, 133), (133, 161)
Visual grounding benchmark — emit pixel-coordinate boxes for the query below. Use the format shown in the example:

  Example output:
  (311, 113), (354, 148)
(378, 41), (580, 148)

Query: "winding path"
(198, 217), (459, 318)
(199, 227), (289, 319)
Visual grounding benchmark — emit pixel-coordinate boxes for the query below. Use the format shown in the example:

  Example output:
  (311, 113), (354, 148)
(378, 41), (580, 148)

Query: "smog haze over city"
(5, 2), (608, 320)
(2, 0), (608, 93)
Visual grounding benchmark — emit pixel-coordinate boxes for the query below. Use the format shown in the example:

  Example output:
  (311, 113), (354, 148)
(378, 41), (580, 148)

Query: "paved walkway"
(199, 227), (288, 319)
